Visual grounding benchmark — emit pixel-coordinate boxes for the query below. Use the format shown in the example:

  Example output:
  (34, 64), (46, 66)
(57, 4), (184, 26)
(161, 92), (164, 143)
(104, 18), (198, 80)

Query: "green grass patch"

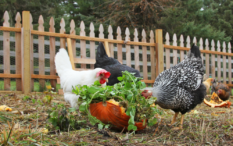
(0, 80), (60, 92)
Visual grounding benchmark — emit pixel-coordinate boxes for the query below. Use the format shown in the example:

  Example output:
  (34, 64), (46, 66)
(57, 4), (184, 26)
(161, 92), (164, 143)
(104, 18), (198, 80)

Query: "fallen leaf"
(39, 128), (49, 134)
(193, 110), (199, 114)
(11, 110), (22, 115)
(46, 85), (52, 90)
(23, 109), (36, 114)
(211, 113), (218, 116)
(0, 105), (12, 111)
(190, 110), (199, 114)
(13, 122), (20, 129)
(215, 111), (226, 114)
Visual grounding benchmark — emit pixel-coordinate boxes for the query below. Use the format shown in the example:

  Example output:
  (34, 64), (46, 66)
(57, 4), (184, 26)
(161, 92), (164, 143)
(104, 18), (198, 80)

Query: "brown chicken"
(203, 78), (215, 94)
(211, 81), (231, 101)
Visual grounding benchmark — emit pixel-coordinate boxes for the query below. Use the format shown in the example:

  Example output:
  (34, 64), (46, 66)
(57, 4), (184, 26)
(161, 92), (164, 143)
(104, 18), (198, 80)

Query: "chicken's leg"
(179, 114), (184, 129)
(168, 112), (179, 126)
(171, 114), (185, 130)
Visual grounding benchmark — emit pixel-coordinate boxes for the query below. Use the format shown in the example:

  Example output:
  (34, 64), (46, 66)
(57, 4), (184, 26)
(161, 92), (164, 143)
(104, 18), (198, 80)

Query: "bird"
(141, 89), (152, 99)
(211, 81), (231, 101)
(55, 48), (111, 109)
(203, 78), (215, 94)
(142, 44), (206, 130)
(94, 42), (141, 85)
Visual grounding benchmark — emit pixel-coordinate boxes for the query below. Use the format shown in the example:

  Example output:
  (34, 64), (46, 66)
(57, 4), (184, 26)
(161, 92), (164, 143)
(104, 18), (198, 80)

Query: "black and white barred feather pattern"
(152, 45), (206, 114)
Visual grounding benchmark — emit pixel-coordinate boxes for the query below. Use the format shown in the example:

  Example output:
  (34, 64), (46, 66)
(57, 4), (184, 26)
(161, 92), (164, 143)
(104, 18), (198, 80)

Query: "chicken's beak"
(105, 79), (108, 83)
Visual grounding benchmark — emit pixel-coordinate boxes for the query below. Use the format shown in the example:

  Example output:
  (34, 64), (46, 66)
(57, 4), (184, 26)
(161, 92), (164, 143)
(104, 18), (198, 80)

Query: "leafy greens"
(72, 71), (161, 131)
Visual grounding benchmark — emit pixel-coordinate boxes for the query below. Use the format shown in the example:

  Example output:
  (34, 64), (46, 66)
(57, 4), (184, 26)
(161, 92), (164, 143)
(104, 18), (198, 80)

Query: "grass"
(0, 92), (232, 145)
(0, 81), (60, 92)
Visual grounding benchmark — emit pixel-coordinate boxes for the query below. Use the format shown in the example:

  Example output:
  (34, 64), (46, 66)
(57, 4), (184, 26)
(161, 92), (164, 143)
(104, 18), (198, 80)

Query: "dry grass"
(0, 92), (233, 146)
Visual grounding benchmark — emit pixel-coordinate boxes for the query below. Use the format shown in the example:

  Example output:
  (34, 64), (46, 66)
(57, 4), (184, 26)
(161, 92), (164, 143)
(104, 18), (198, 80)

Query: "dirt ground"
(0, 92), (233, 146)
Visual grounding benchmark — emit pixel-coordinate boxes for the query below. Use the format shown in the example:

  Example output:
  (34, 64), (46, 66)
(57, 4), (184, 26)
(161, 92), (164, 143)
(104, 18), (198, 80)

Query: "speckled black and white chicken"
(143, 45), (206, 130)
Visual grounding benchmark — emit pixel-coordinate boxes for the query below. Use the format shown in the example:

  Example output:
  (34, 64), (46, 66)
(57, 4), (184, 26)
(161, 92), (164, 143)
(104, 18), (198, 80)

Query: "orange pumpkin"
(204, 92), (231, 108)
(89, 99), (147, 131)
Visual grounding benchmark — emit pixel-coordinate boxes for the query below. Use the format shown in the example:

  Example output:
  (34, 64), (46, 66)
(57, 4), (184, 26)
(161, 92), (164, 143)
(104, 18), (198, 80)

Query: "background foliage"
(0, 0), (232, 44)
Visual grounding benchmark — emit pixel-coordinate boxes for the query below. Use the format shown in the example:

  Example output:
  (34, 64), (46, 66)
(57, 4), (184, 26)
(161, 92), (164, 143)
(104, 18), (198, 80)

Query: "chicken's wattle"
(96, 70), (111, 84)
(100, 78), (106, 84)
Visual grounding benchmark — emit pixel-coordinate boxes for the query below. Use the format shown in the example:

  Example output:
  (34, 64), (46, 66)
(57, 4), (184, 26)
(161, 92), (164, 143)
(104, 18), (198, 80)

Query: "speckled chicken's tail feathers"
(189, 44), (201, 58)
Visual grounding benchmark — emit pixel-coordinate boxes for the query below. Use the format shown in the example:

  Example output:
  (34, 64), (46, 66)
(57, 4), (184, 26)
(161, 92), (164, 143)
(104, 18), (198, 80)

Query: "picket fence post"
(3, 11), (10, 90)
(15, 12), (22, 91)
(21, 11), (31, 94)
(155, 29), (164, 76)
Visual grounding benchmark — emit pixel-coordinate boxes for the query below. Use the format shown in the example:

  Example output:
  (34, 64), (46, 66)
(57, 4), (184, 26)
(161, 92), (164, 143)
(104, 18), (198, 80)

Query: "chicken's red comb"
(141, 90), (152, 99)
(96, 70), (111, 78)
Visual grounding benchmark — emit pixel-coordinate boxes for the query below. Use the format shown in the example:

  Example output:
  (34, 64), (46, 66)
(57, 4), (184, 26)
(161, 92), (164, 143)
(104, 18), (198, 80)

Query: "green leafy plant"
(72, 71), (162, 131)
(42, 85), (57, 105)
(32, 99), (36, 104)
(36, 99), (43, 106)
(22, 96), (31, 101)
(47, 103), (86, 131)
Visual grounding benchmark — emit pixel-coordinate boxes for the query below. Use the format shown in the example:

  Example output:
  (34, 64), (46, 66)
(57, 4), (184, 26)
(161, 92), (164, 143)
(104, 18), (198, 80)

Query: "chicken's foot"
(168, 112), (179, 126)
(171, 114), (184, 131)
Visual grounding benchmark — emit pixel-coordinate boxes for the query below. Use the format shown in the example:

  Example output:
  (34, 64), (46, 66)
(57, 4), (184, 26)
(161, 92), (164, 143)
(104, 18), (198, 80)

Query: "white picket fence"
(0, 33), (232, 83)
(0, 10), (232, 84)
(164, 32), (232, 83)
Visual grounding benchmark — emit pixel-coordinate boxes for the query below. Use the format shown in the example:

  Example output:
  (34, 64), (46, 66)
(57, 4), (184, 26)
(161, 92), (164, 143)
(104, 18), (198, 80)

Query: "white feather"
(55, 48), (106, 109)
(193, 74), (202, 90)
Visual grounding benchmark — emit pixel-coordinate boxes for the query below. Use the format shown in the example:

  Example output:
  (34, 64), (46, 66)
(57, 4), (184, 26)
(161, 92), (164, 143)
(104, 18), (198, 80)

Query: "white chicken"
(55, 48), (111, 108)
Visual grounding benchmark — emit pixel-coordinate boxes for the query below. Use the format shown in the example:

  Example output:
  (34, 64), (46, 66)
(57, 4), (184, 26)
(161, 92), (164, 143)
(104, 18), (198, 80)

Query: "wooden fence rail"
(0, 10), (232, 94)
(1, 36), (232, 73)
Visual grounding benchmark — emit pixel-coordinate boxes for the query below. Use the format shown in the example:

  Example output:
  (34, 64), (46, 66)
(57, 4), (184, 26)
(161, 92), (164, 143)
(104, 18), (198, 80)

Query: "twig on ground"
(153, 119), (162, 135)
(147, 134), (164, 143)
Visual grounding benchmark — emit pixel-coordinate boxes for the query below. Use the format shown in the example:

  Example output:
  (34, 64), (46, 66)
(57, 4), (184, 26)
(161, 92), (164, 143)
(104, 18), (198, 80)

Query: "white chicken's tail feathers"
(55, 48), (73, 77)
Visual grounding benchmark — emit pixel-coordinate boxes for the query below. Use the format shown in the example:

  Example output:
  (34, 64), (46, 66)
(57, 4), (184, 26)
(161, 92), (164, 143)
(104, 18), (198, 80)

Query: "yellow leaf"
(46, 85), (52, 90)
(190, 110), (199, 114)
(211, 113), (218, 116)
(43, 91), (49, 94)
(0, 105), (12, 111)
(42, 95), (53, 104)
(193, 110), (199, 114)
(39, 128), (48, 134)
